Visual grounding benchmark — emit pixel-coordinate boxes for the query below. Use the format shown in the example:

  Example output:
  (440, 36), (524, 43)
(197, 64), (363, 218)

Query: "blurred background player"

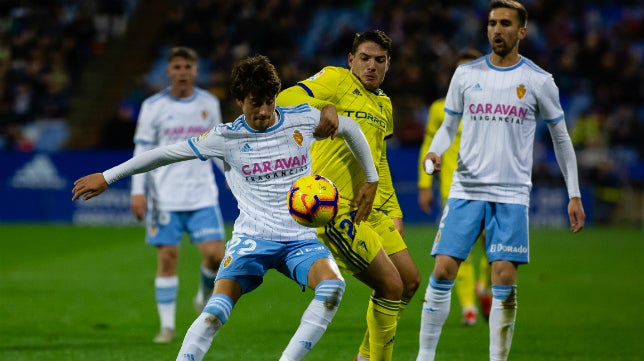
(417, 49), (492, 326)
(130, 47), (226, 343)
(278, 30), (420, 361)
(72, 54), (379, 361)
(417, 1), (585, 360)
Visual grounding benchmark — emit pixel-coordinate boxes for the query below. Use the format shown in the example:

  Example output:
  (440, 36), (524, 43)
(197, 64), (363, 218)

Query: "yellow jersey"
(417, 98), (462, 201)
(277, 66), (402, 218)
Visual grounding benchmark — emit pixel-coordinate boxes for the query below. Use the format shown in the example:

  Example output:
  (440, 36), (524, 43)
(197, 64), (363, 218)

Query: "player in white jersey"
(72, 55), (379, 361)
(416, 2), (586, 360)
(130, 47), (227, 343)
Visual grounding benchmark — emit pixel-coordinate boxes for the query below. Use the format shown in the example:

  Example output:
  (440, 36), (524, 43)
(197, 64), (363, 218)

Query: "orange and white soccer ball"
(287, 174), (339, 228)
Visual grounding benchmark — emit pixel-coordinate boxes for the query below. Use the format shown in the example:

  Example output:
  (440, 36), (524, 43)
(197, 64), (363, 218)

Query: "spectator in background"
(3, 0), (641, 222)
(101, 100), (136, 149)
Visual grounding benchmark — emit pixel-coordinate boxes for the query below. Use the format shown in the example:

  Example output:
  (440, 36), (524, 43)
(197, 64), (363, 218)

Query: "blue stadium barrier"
(0, 149), (589, 226)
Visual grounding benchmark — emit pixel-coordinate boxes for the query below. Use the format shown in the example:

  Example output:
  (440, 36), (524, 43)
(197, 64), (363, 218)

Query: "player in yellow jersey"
(277, 30), (420, 361)
(417, 49), (491, 326)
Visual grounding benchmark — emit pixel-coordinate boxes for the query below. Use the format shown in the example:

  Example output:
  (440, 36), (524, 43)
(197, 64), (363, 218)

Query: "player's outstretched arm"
(568, 197), (585, 233)
(72, 142), (200, 202)
(72, 173), (108, 201)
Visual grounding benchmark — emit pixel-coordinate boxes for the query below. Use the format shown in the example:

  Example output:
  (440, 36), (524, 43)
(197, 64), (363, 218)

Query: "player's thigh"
(306, 257), (344, 289)
(319, 208), (385, 275)
(216, 236), (280, 295)
(353, 248), (403, 298)
(368, 211), (407, 256)
(431, 198), (485, 260)
(278, 239), (338, 290)
(213, 278), (243, 303)
(369, 211), (419, 291)
(389, 248), (420, 296)
(484, 202), (529, 264)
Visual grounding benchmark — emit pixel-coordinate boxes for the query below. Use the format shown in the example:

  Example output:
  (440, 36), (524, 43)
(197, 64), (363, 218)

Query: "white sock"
(155, 276), (178, 330)
(281, 280), (345, 361)
(417, 275), (454, 361)
(176, 294), (233, 361)
(489, 285), (517, 361)
(197, 266), (217, 306)
(176, 313), (222, 361)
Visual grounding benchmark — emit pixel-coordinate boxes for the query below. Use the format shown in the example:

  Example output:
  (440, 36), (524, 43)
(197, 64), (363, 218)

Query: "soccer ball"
(287, 174), (339, 228)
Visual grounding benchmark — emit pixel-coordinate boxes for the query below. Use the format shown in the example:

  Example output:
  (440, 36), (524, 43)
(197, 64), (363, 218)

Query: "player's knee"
(432, 266), (454, 281)
(403, 272), (421, 298)
(203, 254), (222, 270)
(491, 261), (518, 285)
(200, 241), (225, 263)
(376, 275), (404, 300)
(316, 279), (345, 310)
(432, 255), (459, 280)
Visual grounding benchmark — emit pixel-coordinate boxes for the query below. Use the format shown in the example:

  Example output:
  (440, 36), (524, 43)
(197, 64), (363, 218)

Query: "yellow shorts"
(318, 205), (407, 275)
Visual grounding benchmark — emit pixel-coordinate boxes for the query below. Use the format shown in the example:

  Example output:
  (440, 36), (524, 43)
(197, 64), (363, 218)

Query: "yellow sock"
(358, 327), (370, 359)
(398, 297), (409, 321)
(455, 255), (476, 309)
(358, 297), (408, 359)
(363, 296), (400, 361)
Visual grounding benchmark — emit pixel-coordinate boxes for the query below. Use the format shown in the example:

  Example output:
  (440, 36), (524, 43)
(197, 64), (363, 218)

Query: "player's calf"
(176, 294), (234, 361)
(281, 279), (346, 361)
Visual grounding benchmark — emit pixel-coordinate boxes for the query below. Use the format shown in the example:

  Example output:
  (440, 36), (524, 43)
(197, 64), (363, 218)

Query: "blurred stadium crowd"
(0, 0), (642, 222)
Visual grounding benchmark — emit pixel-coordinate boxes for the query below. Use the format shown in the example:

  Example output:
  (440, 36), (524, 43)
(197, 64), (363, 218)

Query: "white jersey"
(188, 104), (321, 241)
(132, 87), (222, 211)
(444, 55), (565, 206)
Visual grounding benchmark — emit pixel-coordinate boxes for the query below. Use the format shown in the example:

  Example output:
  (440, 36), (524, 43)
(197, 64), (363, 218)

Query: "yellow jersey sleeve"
(276, 80), (334, 109)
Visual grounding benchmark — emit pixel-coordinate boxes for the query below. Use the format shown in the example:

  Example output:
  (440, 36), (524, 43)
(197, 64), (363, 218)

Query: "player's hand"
(568, 197), (585, 233)
(71, 173), (108, 201)
(130, 194), (147, 222)
(418, 187), (434, 214)
(314, 104), (339, 140)
(352, 181), (378, 224)
(424, 152), (442, 174)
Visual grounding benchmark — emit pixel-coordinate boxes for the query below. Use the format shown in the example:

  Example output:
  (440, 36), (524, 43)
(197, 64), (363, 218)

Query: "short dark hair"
(489, 0), (528, 27)
(168, 46), (198, 63)
(351, 30), (392, 55)
(229, 55), (281, 102)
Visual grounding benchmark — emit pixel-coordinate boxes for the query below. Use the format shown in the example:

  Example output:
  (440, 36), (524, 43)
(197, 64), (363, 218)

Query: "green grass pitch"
(1, 224), (642, 360)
